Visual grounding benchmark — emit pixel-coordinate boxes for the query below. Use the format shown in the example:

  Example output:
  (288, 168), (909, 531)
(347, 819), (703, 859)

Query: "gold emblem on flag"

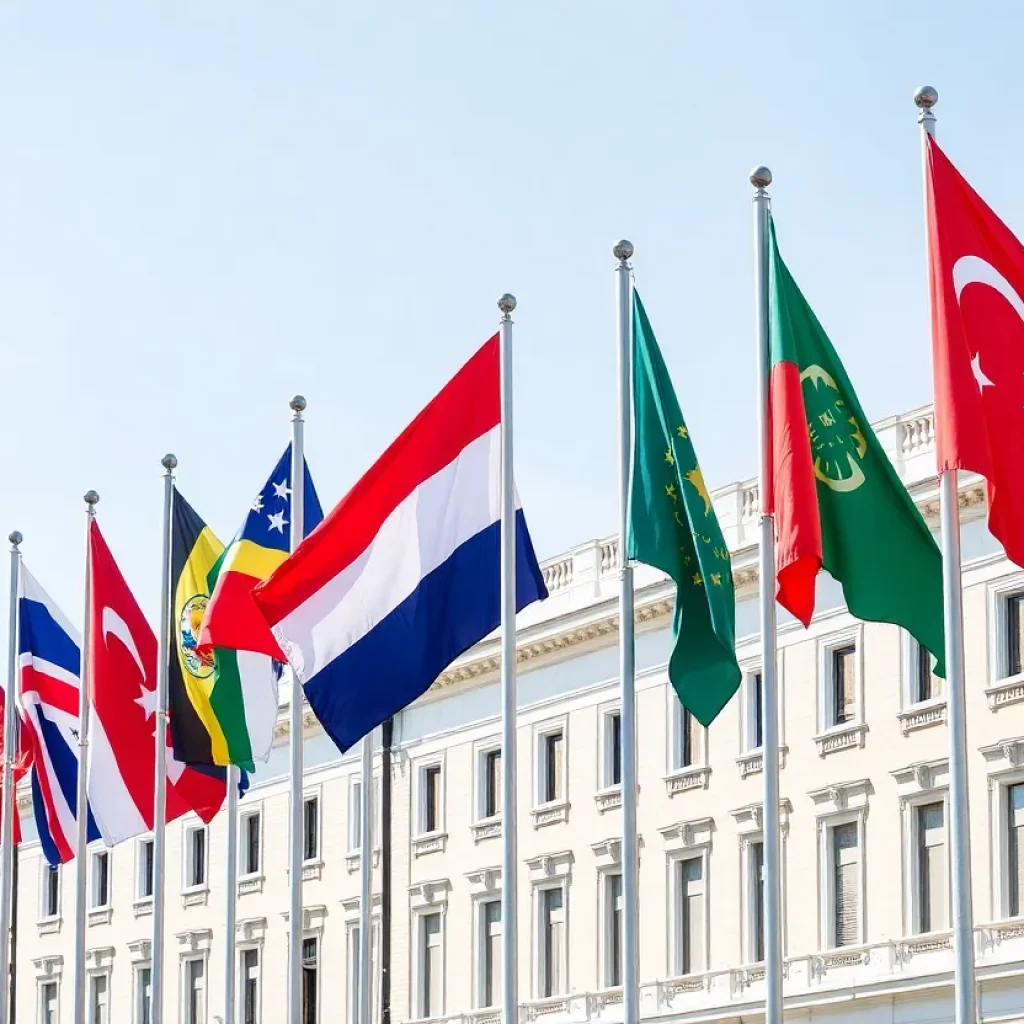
(801, 364), (868, 493)
(179, 595), (215, 680)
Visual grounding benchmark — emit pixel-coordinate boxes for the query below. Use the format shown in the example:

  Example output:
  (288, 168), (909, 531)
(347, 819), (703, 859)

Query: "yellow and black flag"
(168, 489), (229, 766)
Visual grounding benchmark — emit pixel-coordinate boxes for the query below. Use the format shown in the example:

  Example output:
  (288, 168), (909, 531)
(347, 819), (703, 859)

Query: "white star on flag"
(268, 510), (288, 533)
(272, 479), (292, 500)
(251, 494), (264, 513)
(135, 684), (159, 722)
(972, 351), (995, 391)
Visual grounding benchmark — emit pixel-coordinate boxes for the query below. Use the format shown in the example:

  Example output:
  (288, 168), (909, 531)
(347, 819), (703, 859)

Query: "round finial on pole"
(84, 490), (100, 508)
(498, 293), (517, 316)
(613, 240), (634, 262)
(750, 166), (773, 189)
(290, 395), (307, 414)
(914, 86), (938, 111)
(161, 453), (178, 472)
(8, 531), (22, 549)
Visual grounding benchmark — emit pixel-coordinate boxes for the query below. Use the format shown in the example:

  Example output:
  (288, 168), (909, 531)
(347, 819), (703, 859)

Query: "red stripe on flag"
(769, 361), (822, 627)
(198, 570), (284, 660)
(20, 667), (80, 718)
(255, 335), (500, 626)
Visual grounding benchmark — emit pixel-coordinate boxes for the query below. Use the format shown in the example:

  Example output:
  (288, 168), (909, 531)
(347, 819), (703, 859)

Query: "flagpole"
(358, 730), (373, 1024)
(0, 530), (22, 1024)
(498, 292), (519, 1024)
(613, 241), (640, 1024)
(288, 396), (307, 1024)
(751, 166), (783, 1024)
(223, 765), (239, 1024)
(72, 491), (98, 1024)
(915, 85), (977, 1024)
(152, 454), (177, 1024)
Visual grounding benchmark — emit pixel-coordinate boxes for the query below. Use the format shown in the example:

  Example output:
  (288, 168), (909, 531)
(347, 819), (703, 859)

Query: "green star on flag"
(627, 291), (741, 726)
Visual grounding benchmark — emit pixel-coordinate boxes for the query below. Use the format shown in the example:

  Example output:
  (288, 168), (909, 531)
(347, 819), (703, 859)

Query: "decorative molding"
(470, 819), (502, 844)
(730, 799), (792, 837)
(590, 837), (622, 869)
(531, 802), (570, 828)
(465, 866), (501, 896)
(238, 876), (264, 896)
(127, 939), (151, 963)
(32, 955), (63, 980)
(408, 878), (452, 911)
(594, 787), (623, 813)
(665, 765), (711, 795)
(898, 701), (947, 735)
(281, 904), (328, 934)
(302, 861), (324, 882)
(181, 888), (209, 908)
(87, 907), (113, 927)
(814, 723), (868, 757)
(985, 678), (1024, 711)
(133, 900), (153, 919)
(175, 929), (213, 954)
(525, 850), (574, 883)
(892, 758), (949, 798)
(236, 917), (268, 943)
(412, 832), (449, 857)
(807, 779), (872, 815)
(84, 946), (115, 972)
(659, 816), (714, 852)
(37, 917), (61, 936)
(736, 746), (787, 778)
(345, 849), (381, 873)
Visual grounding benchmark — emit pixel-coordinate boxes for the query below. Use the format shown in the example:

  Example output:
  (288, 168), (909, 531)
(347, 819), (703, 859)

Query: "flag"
(89, 519), (232, 837)
(768, 216), (945, 669)
(254, 335), (548, 753)
(925, 136), (1024, 569)
(0, 669), (31, 846)
(194, 446), (324, 767)
(18, 566), (101, 864)
(627, 291), (741, 726)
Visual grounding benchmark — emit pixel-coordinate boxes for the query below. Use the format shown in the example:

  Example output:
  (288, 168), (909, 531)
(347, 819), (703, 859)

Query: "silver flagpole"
(72, 491), (99, 1024)
(288, 396), (307, 1024)
(751, 166), (783, 1024)
(0, 531), (22, 1024)
(498, 292), (519, 1024)
(915, 85), (977, 1024)
(613, 241), (640, 1024)
(152, 455), (177, 1024)
(223, 765), (239, 1024)
(358, 730), (373, 1024)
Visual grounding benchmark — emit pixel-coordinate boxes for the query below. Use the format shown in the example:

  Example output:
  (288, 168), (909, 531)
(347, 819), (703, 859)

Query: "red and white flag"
(0, 699), (31, 846)
(88, 520), (229, 841)
(926, 137), (1024, 567)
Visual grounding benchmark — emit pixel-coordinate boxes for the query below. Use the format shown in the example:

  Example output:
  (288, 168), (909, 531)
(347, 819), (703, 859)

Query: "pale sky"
(1, 0), (1020, 637)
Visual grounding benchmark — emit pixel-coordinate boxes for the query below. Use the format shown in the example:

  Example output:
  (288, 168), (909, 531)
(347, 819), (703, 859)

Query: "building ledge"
(665, 766), (711, 795)
(986, 675), (1024, 711)
(470, 818), (502, 844)
(897, 700), (946, 735)
(531, 801), (570, 828)
(814, 724), (867, 757)
(412, 832), (449, 857)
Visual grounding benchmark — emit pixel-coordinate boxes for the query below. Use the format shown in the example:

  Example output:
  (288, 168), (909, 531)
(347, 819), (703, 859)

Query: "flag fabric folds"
(254, 335), (548, 753)
(768, 216), (945, 669)
(627, 291), (741, 727)
(925, 137), (1024, 569)
(194, 446), (324, 767)
(0, 657), (32, 846)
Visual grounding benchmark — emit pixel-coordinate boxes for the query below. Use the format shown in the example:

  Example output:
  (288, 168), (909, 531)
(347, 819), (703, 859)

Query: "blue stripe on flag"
(19, 598), (81, 678)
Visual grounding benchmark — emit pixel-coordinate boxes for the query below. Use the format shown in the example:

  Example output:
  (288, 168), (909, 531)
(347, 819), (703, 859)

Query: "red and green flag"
(627, 290), (741, 726)
(768, 216), (945, 671)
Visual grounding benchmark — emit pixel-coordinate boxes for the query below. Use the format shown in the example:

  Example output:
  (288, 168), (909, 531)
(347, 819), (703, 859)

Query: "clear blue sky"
(1, 0), (1019, 630)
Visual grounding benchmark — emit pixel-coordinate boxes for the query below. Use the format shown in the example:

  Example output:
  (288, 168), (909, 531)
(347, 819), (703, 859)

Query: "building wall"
(13, 406), (1024, 1024)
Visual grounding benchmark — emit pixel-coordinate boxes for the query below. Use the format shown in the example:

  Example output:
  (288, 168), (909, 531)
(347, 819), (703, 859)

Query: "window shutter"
(833, 823), (859, 947)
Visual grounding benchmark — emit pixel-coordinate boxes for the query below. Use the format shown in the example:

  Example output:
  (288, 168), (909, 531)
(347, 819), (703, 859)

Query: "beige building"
(12, 404), (1024, 1024)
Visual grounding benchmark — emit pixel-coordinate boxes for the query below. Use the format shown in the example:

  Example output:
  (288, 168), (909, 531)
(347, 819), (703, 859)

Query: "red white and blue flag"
(19, 524), (237, 866)
(254, 335), (548, 752)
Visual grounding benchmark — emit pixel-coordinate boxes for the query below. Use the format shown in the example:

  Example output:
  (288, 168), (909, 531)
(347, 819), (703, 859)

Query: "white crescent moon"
(101, 606), (147, 680)
(952, 254), (1024, 323)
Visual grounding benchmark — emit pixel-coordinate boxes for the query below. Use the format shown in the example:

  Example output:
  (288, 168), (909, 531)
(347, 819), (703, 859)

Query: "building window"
(302, 937), (319, 1024)
(39, 980), (59, 1024)
(744, 671), (763, 752)
(304, 796), (320, 863)
(914, 643), (944, 704)
(480, 900), (502, 1008)
(182, 957), (206, 1024)
(605, 873), (623, 987)
(184, 826), (207, 889)
(1009, 783), (1024, 917)
(831, 823), (860, 947)
(831, 645), (857, 725)
(134, 965), (152, 1024)
(749, 841), (765, 963)
(600, 710), (622, 789)
(542, 731), (565, 804)
(540, 887), (566, 997)
(676, 857), (705, 974)
(349, 777), (380, 851)
(241, 810), (261, 877)
(137, 838), (154, 901)
(90, 850), (110, 909)
(241, 948), (260, 1024)
(1008, 593), (1024, 677)
(422, 764), (443, 834)
(40, 864), (60, 920)
(89, 974), (109, 1024)
(420, 912), (443, 1018)
(348, 921), (379, 1024)
(483, 750), (502, 819)
(917, 802), (948, 933)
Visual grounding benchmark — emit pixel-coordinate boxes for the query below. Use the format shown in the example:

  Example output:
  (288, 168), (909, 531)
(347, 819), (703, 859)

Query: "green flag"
(627, 291), (741, 726)
(768, 217), (945, 674)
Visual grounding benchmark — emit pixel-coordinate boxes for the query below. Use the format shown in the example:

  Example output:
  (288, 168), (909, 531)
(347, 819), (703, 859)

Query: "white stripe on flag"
(87, 713), (149, 845)
(237, 650), (279, 764)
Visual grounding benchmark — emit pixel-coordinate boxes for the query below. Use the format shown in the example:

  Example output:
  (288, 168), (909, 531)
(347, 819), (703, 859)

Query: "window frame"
(89, 847), (111, 911)
(303, 789), (322, 867)
(414, 754), (446, 838)
(301, 934), (320, 1024)
(347, 773), (381, 855)
(38, 863), (61, 922)
(815, 627), (867, 755)
(238, 944), (262, 1024)
(239, 806), (263, 880)
(136, 836), (155, 905)
(476, 896), (503, 1009)
(981, 747), (1024, 921)
(179, 953), (208, 1024)
(133, 963), (153, 1024)
(526, 852), (573, 1000)
(182, 822), (210, 893)
(37, 978), (60, 1024)
(87, 969), (111, 1024)
(408, 881), (450, 1020)
(472, 737), (502, 826)
(345, 909), (381, 1024)
(597, 702), (622, 795)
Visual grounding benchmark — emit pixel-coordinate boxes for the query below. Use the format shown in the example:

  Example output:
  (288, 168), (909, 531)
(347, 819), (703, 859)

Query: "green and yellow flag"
(627, 291), (741, 726)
